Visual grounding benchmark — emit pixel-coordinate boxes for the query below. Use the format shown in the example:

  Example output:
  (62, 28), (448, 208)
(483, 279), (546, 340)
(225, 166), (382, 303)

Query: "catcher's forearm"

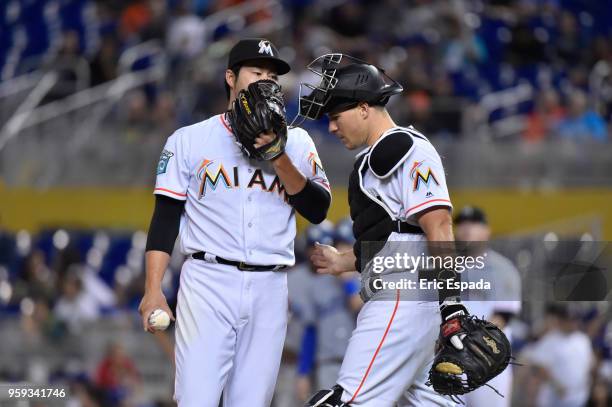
(417, 208), (461, 305)
(339, 250), (357, 272)
(419, 209), (454, 249)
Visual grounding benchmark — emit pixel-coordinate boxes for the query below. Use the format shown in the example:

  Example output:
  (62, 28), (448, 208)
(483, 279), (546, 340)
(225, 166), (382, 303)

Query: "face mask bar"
(290, 53), (346, 127)
(290, 53), (403, 127)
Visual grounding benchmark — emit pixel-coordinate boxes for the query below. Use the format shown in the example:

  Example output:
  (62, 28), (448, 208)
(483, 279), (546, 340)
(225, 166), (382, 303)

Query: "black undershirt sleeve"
(145, 195), (185, 255)
(287, 179), (331, 224)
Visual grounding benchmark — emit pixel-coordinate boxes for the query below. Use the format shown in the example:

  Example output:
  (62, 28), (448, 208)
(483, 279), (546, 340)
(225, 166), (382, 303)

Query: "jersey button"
(248, 222), (253, 228)
(247, 196), (252, 202)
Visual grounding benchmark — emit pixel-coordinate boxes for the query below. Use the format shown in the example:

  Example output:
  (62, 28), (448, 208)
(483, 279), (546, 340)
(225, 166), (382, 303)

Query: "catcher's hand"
(428, 307), (512, 397)
(227, 79), (287, 161)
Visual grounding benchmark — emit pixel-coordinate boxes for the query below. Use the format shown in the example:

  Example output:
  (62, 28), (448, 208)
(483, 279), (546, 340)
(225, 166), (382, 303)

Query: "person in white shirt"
(522, 304), (594, 407)
(452, 206), (522, 407)
(299, 53), (458, 407)
(138, 38), (331, 407)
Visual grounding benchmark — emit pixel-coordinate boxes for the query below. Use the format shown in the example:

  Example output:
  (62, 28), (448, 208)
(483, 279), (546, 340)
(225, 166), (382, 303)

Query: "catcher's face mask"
(292, 53), (403, 126)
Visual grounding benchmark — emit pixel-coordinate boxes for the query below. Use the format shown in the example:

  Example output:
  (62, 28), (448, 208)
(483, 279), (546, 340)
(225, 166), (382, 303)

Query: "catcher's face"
(327, 104), (369, 150)
(227, 62), (279, 100)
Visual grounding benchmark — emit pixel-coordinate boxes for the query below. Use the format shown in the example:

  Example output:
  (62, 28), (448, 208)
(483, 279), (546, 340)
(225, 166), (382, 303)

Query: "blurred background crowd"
(0, 0), (611, 406)
(0, 0), (611, 187)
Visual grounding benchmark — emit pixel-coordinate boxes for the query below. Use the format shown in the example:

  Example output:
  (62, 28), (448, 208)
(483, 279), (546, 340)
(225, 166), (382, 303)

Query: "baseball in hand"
(148, 309), (171, 331)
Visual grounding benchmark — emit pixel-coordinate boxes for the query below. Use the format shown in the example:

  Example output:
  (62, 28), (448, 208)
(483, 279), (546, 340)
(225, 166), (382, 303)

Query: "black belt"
(392, 220), (424, 234)
(191, 251), (287, 272)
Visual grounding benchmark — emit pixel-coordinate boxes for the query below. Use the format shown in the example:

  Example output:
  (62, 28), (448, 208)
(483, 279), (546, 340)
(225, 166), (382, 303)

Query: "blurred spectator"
(151, 92), (178, 137)
(294, 222), (360, 402)
(43, 30), (90, 101)
(553, 11), (587, 68)
(54, 269), (101, 332)
(454, 206), (522, 407)
(120, 0), (153, 43)
(53, 246), (83, 281)
(166, 2), (206, 61)
(66, 375), (101, 407)
(507, 19), (547, 67)
(276, 259), (313, 407)
(523, 89), (566, 142)
(20, 297), (65, 345)
(89, 35), (120, 86)
(122, 89), (155, 142)
(557, 90), (607, 142)
(589, 377), (610, 407)
(13, 250), (55, 304)
(0, 216), (13, 268)
(439, 13), (487, 74)
(140, 0), (169, 42)
(584, 308), (612, 407)
(404, 90), (433, 135)
(95, 341), (142, 405)
(567, 65), (591, 90)
(521, 303), (594, 407)
(52, 247), (116, 312)
(428, 74), (464, 137)
(1, 0), (610, 145)
(326, 2), (369, 38)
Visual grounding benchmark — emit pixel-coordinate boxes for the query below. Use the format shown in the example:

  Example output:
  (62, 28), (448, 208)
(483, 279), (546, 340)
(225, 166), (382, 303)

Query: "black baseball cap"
(454, 206), (488, 225)
(227, 38), (290, 75)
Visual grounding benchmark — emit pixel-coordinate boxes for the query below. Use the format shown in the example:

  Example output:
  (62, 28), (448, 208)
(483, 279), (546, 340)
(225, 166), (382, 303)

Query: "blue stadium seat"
(0, 0), (96, 77)
(98, 234), (132, 286)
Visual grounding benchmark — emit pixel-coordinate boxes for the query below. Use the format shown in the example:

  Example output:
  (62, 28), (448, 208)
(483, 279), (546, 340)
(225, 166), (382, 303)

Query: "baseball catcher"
(227, 79), (287, 161)
(428, 305), (512, 402)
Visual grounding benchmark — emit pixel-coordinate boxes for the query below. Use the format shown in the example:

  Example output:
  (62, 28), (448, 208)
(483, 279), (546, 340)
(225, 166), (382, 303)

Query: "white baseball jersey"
(358, 125), (452, 228)
(357, 126), (453, 285)
(154, 113), (330, 265)
(338, 126), (457, 407)
(523, 329), (594, 407)
(155, 113), (329, 407)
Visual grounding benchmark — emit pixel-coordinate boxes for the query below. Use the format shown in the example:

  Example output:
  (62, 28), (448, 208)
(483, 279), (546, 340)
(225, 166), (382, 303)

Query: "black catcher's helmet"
(293, 53), (403, 125)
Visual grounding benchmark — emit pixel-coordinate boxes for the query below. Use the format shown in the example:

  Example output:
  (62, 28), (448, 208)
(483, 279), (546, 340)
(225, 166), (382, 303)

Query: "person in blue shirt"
(558, 90), (607, 142)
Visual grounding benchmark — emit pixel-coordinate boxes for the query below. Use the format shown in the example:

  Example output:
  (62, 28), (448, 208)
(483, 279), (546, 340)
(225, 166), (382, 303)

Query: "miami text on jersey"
(197, 159), (286, 200)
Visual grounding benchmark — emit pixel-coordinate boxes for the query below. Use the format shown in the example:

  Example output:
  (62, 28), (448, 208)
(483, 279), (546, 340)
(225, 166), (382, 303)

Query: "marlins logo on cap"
(258, 40), (274, 56)
(227, 38), (290, 75)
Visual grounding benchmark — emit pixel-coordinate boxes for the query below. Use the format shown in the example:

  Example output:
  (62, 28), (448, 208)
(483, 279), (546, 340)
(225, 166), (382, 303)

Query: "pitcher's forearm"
(145, 250), (171, 291)
(272, 154), (307, 194)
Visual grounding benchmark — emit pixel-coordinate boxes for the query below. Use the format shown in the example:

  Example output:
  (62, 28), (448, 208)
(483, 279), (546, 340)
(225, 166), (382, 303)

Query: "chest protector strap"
(348, 131), (423, 272)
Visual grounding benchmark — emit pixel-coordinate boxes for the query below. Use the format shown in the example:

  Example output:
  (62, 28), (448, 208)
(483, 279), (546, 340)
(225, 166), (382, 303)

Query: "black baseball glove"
(428, 312), (512, 398)
(226, 79), (287, 161)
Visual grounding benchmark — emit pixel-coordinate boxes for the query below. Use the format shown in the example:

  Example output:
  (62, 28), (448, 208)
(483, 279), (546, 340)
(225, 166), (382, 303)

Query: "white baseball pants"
(174, 258), (288, 407)
(337, 294), (457, 406)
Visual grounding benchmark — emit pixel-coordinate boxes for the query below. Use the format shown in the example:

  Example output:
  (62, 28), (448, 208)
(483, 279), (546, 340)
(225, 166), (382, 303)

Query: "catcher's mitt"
(226, 79), (287, 161)
(428, 314), (511, 398)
